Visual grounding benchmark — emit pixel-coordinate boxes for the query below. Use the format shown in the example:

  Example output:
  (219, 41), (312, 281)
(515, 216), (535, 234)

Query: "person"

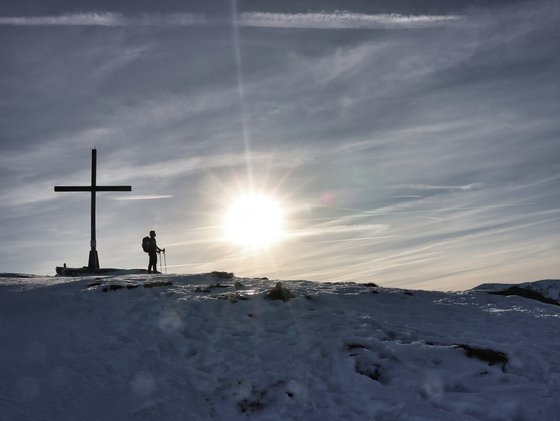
(146, 230), (164, 273)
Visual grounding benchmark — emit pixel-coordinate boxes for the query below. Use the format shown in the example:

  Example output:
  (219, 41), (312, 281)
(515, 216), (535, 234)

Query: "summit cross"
(54, 149), (132, 269)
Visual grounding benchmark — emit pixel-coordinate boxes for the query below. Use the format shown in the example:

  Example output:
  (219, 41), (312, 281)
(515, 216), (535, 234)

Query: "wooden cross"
(54, 149), (132, 269)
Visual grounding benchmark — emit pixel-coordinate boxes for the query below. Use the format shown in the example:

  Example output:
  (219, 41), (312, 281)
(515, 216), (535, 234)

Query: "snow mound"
(1, 274), (559, 420)
(0, 273), (38, 278)
(520, 279), (560, 301)
(474, 279), (560, 303)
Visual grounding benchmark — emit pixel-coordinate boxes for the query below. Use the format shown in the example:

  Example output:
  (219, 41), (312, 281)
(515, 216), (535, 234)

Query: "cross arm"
(55, 186), (92, 192)
(95, 186), (132, 191)
(55, 186), (132, 192)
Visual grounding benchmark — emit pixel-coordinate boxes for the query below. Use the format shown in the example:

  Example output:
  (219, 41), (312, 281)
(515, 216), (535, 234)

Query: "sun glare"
(224, 193), (284, 248)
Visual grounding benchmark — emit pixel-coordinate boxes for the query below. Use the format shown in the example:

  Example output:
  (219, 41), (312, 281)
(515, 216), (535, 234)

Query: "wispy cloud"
(397, 183), (485, 192)
(110, 195), (172, 201)
(0, 12), (125, 26)
(310, 203), (537, 218)
(0, 11), (463, 29)
(238, 11), (464, 29)
(0, 12), (203, 26)
(393, 195), (424, 198)
(288, 222), (390, 240)
(309, 236), (401, 243)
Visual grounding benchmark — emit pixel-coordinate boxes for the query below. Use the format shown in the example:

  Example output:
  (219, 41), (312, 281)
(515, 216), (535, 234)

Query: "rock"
(143, 281), (172, 288)
(266, 282), (295, 301)
(488, 286), (559, 306)
(363, 282), (378, 287)
(210, 271), (234, 279)
(454, 344), (508, 372)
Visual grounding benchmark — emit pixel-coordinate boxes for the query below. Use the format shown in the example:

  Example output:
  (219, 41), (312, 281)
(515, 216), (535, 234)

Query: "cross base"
(88, 250), (100, 270)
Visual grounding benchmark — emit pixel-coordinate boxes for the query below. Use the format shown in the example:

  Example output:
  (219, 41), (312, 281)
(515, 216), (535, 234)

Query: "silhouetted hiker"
(143, 230), (164, 273)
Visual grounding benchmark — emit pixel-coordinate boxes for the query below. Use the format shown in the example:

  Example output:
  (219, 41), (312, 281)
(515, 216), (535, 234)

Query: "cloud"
(309, 236), (401, 243)
(397, 183), (485, 192)
(0, 12), (203, 27)
(0, 11), (462, 29)
(110, 195), (172, 201)
(290, 222), (391, 240)
(0, 12), (125, 26)
(238, 11), (464, 30)
(311, 202), (537, 214)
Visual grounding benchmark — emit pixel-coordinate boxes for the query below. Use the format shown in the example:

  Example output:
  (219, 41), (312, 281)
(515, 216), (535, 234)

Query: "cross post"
(54, 149), (132, 269)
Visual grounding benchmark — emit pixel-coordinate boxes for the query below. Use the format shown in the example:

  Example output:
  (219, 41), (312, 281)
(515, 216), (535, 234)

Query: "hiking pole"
(163, 249), (167, 274)
(159, 250), (162, 274)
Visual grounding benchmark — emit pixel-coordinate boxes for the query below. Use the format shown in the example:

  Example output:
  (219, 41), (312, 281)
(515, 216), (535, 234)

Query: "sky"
(0, 0), (559, 290)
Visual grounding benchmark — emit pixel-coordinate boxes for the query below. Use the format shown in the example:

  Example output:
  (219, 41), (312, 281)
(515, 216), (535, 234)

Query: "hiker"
(144, 230), (164, 273)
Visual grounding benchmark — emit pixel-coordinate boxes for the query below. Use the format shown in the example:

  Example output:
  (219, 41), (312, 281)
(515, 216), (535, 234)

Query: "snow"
(1, 274), (559, 420)
(474, 279), (560, 299)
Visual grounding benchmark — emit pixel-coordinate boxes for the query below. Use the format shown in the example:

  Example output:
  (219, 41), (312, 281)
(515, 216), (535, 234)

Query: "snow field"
(0, 274), (559, 420)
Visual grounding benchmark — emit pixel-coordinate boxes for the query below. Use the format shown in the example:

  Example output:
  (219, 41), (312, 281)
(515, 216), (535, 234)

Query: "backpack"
(142, 236), (150, 253)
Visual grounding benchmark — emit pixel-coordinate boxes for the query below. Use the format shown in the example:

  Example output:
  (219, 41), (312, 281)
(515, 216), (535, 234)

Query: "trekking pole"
(163, 249), (167, 274)
(159, 251), (162, 274)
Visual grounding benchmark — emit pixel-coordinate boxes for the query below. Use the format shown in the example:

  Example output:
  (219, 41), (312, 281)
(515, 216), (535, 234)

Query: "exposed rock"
(265, 282), (295, 301)
(454, 344), (508, 372)
(102, 284), (125, 292)
(363, 282), (378, 287)
(100, 280), (171, 292)
(488, 286), (559, 306)
(0, 273), (37, 278)
(210, 271), (234, 279)
(143, 280), (172, 288)
(216, 292), (250, 303)
(88, 281), (103, 287)
(196, 283), (229, 293)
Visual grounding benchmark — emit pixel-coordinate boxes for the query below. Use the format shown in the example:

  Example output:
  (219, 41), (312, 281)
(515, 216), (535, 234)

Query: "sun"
(224, 193), (284, 248)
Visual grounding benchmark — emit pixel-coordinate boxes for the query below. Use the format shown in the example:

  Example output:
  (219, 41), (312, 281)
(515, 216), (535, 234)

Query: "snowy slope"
(1, 274), (559, 420)
(474, 279), (560, 299)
